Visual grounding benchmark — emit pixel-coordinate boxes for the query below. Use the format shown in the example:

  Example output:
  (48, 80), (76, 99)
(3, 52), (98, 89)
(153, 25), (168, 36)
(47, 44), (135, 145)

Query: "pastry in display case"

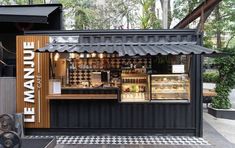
(121, 71), (149, 102)
(151, 74), (190, 101)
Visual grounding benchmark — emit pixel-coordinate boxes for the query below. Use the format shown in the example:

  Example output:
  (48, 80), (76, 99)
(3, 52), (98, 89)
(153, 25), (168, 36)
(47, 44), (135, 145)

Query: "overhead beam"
(174, 0), (222, 29)
(197, 7), (214, 33)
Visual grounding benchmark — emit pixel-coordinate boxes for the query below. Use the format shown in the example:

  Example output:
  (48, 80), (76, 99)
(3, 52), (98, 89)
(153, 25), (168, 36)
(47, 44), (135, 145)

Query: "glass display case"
(150, 74), (190, 102)
(121, 69), (149, 102)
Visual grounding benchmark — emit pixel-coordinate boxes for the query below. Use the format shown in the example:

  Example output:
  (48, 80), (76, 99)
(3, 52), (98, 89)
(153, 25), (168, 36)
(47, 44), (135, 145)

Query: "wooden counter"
(203, 89), (217, 97)
(46, 94), (118, 100)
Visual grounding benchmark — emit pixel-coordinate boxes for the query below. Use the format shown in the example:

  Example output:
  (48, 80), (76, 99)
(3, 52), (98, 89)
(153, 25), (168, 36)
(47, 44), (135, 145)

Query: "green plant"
(203, 71), (219, 83)
(211, 48), (235, 109)
(140, 0), (161, 29)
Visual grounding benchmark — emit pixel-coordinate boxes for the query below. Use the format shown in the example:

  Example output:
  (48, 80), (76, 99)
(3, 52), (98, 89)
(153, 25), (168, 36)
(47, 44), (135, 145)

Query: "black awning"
(0, 5), (61, 23)
(36, 42), (220, 56)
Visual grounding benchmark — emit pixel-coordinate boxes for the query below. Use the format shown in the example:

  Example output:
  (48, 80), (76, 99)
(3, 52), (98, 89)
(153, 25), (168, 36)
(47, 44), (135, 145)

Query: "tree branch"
(225, 34), (235, 49)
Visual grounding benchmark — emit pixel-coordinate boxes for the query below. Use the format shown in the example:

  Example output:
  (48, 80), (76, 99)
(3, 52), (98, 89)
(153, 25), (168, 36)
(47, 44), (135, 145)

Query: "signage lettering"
(23, 42), (35, 122)
(24, 108), (35, 122)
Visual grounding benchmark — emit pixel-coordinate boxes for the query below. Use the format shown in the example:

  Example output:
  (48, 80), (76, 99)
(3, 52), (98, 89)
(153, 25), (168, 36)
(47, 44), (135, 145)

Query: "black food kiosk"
(16, 30), (220, 136)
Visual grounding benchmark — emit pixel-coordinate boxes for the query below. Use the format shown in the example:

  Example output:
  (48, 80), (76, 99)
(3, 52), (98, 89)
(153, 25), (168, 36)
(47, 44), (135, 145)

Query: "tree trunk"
(150, 0), (156, 28)
(160, 0), (163, 10)
(162, 0), (168, 29)
(126, 10), (130, 29)
(168, 0), (172, 28)
(28, 0), (33, 5)
(215, 5), (221, 49)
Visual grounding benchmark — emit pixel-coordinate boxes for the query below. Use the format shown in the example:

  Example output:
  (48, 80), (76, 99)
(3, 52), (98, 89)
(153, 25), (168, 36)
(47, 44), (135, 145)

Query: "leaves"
(140, 0), (161, 29)
(0, 0), (44, 5)
(58, 0), (142, 29)
(204, 0), (235, 48)
(211, 48), (235, 109)
(173, 0), (203, 22)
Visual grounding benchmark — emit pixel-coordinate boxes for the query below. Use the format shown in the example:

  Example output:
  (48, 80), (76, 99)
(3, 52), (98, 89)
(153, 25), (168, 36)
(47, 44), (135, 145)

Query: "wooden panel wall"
(0, 77), (16, 115)
(16, 36), (49, 128)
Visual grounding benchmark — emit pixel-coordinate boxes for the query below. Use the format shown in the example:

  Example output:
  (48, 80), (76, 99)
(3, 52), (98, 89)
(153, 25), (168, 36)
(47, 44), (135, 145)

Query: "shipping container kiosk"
(16, 30), (220, 136)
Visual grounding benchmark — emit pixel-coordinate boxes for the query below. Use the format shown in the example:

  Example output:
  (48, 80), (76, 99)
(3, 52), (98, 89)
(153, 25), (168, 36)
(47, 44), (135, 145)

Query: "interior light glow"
(54, 53), (60, 61)
(80, 53), (84, 58)
(99, 53), (103, 59)
(91, 53), (96, 58)
(69, 53), (75, 59)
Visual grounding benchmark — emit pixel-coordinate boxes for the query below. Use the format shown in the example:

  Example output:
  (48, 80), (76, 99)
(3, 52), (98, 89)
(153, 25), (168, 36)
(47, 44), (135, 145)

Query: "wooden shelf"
(122, 92), (146, 94)
(151, 74), (188, 77)
(152, 91), (187, 94)
(151, 82), (187, 85)
(120, 100), (149, 103)
(121, 74), (147, 77)
(152, 90), (188, 94)
(46, 94), (118, 100)
(152, 98), (188, 100)
(74, 68), (121, 71)
(203, 89), (217, 96)
(122, 83), (146, 85)
(151, 100), (190, 103)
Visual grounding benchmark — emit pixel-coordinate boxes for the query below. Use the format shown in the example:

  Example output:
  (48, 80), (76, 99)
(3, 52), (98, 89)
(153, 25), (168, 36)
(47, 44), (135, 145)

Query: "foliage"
(211, 48), (235, 109)
(173, 0), (235, 48)
(173, 0), (203, 24)
(0, 0), (11, 5)
(58, 0), (96, 29)
(140, 0), (161, 29)
(58, 0), (162, 29)
(204, 0), (235, 48)
(58, 0), (141, 29)
(0, 0), (44, 5)
(203, 71), (219, 83)
(103, 0), (140, 29)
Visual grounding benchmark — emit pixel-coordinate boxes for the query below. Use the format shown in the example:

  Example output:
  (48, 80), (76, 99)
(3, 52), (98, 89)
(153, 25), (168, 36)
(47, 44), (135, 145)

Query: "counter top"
(62, 87), (119, 90)
(203, 89), (217, 96)
(46, 94), (118, 100)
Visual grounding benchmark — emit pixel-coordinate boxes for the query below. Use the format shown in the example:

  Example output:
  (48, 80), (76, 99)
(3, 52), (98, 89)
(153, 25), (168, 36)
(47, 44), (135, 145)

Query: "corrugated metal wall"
(0, 77), (16, 115)
(51, 100), (195, 130)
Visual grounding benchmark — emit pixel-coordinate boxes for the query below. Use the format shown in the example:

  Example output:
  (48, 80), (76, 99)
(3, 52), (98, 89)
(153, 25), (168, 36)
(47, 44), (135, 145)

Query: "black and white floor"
(25, 135), (210, 146)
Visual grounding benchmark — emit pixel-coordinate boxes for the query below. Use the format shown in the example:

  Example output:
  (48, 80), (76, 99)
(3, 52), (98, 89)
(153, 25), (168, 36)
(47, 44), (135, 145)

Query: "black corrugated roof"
(37, 42), (220, 56)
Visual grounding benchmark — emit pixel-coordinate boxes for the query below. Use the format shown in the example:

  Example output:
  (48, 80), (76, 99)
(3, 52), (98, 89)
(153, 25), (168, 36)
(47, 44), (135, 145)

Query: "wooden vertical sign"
(16, 35), (50, 128)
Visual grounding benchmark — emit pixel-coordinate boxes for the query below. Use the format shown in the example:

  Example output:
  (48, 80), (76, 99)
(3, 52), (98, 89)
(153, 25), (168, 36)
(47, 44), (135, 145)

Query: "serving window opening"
(48, 51), (191, 103)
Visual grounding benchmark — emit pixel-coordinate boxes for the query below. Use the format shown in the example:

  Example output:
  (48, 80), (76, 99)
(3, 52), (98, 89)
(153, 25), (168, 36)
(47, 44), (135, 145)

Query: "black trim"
(25, 128), (196, 136)
(24, 29), (198, 36)
(0, 4), (62, 7)
(0, 15), (48, 23)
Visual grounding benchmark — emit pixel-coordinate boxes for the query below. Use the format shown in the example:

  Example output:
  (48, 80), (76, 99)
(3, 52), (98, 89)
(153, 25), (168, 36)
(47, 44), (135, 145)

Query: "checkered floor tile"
(25, 135), (210, 145)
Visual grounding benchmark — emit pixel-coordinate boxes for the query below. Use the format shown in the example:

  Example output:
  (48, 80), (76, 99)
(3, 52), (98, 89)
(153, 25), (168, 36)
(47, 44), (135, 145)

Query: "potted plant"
(208, 48), (235, 119)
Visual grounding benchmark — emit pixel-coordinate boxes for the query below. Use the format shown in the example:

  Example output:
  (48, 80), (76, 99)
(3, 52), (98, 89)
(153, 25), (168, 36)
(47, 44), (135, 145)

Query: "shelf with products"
(152, 91), (187, 94)
(121, 73), (147, 78)
(151, 82), (189, 85)
(151, 74), (188, 77)
(122, 83), (146, 85)
(150, 74), (190, 101)
(151, 92), (189, 100)
(120, 71), (149, 102)
(71, 68), (122, 71)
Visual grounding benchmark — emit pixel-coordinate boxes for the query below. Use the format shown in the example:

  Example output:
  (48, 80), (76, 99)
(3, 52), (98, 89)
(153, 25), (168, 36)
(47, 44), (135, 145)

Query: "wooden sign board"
(16, 35), (50, 128)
